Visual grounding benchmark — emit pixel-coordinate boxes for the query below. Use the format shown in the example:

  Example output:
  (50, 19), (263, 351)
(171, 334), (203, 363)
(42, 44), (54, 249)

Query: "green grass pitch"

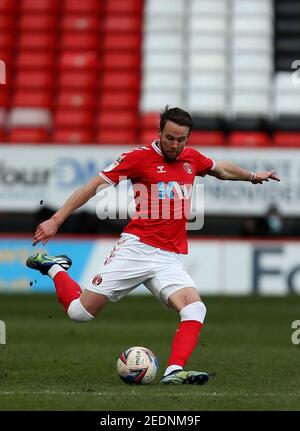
(0, 294), (300, 411)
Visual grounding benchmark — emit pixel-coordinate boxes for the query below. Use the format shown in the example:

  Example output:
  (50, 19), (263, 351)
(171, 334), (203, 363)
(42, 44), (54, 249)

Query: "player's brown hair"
(159, 105), (193, 134)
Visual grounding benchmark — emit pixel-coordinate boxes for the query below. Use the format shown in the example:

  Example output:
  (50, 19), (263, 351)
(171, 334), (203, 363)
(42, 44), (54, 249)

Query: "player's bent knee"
(180, 301), (207, 324)
(67, 298), (94, 323)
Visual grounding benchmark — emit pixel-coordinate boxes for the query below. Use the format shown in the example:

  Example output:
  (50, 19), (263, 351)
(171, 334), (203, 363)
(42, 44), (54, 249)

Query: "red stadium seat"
(0, 88), (9, 107)
(0, 33), (13, 49)
(60, 33), (99, 51)
(59, 71), (97, 89)
(101, 71), (140, 90)
(61, 15), (99, 32)
(0, 128), (5, 142)
(99, 91), (138, 109)
(54, 109), (94, 128)
(189, 131), (225, 146)
(56, 91), (96, 109)
(140, 130), (158, 145)
(59, 52), (98, 69)
(106, 0), (143, 14)
(20, 0), (58, 12)
(0, 0), (17, 12)
(19, 14), (57, 31)
(0, 50), (12, 67)
(103, 15), (142, 33)
(0, 15), (14, 30)
(64, 0), (101, 13)
(0, 0), (142, 145)
(13, 91), (52, 108)
(103, 34), (141, 51)
(273, 132), (300, 147)
(228, 132), (271, 147)
(96, 110), (137, 129)
(96, 128), (137, 144)
(16, 52), (54, 69)
(103, 52), (140, 70)
(141, 113), (160, 130)
(53, 128), (93, 144)
(18, 33), (56, 50)
(14, 71), (54, 89)
(0, 107), (6, 127)
(7, 128), (50, 143)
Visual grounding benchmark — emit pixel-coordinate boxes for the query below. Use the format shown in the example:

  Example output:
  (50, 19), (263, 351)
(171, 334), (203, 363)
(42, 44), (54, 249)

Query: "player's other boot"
(160, 370), (209, 385)
(26, 253), (72, 275)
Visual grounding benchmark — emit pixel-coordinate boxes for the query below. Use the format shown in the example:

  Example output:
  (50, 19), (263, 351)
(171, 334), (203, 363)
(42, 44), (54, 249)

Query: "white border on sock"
(164, 365), (183, 376)
(48, 264), (66, 279)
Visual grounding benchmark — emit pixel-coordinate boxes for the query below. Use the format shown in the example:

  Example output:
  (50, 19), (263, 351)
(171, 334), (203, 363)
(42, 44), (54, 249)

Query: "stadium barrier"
(0, 145), (298, 215)
(1, 236), (300, 295)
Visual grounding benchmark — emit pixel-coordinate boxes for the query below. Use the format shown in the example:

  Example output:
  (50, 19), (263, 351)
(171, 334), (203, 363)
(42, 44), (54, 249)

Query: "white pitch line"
(0, 391), (223, 397)
(0, 391), (299, 397)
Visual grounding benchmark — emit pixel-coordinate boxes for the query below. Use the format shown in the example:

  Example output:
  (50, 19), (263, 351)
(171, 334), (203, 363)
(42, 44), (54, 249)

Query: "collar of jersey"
(151, 140), (186, 160)
(152, 140), (163, 156)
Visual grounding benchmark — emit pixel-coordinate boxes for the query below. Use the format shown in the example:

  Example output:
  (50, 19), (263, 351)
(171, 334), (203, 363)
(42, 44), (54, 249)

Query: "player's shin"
(48, 264), (82, 311)
(164, 301), (206, 376)
(48, 265), (93, 322)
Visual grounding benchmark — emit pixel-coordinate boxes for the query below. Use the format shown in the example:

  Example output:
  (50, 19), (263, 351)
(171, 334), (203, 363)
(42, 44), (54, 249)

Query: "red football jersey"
(99, 141), (215, 254)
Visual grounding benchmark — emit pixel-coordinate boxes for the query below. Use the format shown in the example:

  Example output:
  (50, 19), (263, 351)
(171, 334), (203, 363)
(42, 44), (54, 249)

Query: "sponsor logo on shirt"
(157, 181), (193, 199)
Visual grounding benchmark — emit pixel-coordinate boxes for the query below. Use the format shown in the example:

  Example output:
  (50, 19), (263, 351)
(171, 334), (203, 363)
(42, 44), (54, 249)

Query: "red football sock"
(53, 271), (82, 312)
(167, 320), (202, 367)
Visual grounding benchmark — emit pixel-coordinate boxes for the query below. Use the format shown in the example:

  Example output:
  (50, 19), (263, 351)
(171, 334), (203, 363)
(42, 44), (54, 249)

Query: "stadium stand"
(0, 0), (143, 144)
(273, 0), (300, 145)
(0, 0), (299, 146)
(1, 0), (300, 239)
(98, 0), (143, 144)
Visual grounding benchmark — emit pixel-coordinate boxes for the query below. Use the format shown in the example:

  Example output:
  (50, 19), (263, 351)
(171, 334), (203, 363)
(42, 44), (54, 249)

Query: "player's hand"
(32, 218), (60, 246)
(251, 170), (281, 184)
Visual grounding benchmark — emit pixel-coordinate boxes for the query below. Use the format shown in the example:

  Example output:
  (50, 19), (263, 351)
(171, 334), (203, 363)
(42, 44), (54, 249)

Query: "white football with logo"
(116, 346), (159, 384)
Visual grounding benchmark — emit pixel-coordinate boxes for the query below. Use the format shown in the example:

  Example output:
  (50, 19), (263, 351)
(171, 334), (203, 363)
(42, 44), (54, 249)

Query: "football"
(116, 346), (159, 384)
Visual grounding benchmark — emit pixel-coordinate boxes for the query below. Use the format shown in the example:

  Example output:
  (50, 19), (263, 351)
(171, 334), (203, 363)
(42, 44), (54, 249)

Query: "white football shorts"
(86, 233), (197, 307)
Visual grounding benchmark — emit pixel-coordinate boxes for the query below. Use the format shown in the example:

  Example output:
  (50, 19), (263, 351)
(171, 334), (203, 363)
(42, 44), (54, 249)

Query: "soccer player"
(26, 106), (280, 385)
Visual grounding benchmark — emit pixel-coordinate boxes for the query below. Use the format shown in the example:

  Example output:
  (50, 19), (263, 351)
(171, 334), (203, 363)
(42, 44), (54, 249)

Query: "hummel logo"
(157, 165), (166, 173)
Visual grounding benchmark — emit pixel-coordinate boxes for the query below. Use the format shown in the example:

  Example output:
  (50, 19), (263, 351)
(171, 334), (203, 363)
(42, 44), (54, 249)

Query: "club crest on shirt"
(183, 162), (193, 174)
(92, 275), (103, 285)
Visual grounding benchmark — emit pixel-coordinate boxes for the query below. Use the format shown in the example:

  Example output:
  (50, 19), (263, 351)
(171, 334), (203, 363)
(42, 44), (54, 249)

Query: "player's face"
(159, 120), (190, 161)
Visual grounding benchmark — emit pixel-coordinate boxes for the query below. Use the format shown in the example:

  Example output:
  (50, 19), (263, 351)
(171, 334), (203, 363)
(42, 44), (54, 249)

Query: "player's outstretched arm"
(32, 176), (110, 246)
(208, 161), (280, 184)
